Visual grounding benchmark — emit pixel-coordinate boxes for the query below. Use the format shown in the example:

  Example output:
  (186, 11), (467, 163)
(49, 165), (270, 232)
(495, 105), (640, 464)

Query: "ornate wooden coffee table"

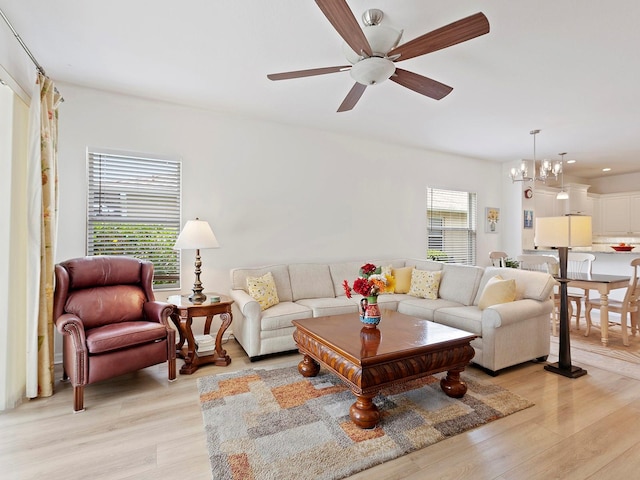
(292, 311), (476, 429)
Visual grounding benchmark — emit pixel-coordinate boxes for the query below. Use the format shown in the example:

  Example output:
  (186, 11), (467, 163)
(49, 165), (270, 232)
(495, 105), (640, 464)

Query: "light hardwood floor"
(2, 333), (640, 480)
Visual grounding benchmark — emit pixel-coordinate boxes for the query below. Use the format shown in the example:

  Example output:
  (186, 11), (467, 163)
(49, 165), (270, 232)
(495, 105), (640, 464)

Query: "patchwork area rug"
(197, 363), (533, 480)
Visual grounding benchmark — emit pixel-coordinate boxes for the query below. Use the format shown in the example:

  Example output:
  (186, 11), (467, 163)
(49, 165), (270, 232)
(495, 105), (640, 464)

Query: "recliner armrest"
(143, 301), (174, 327)
(55, 313), (87, 343)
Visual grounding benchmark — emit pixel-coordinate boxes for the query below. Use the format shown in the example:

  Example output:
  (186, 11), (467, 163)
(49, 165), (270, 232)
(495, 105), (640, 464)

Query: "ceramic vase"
(359, 296), (381, 327)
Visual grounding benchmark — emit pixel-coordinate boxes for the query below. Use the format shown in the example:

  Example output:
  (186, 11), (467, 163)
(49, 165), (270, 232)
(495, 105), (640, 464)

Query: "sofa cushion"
(405, 259), (444, 272)
(439, 264), (484, 306)
(397, 297), (462, 320)
(408, 269), (441, 299)
(296, 297), (358, 317)
(260, 302), (313, 332)
(478, 275), (516, 310)
(231, 265), (293, 302)
(434, 306), (483, 336)
(328, 261), (363, 297)
(246, 271), (280, 311)
(289, 263), (335, 301)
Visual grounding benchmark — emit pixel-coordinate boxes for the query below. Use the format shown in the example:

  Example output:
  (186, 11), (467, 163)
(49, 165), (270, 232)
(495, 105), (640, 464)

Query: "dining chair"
(584, 257), (640, 346)
(489, 251), (508, 267)
(566, 252), (596, 330)
(517, 254), (564, 336)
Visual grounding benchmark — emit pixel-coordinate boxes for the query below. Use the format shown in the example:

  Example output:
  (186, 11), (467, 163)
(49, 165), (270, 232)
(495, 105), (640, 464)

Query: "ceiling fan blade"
(337, 83), (367, 112)
(388, 12), (489, 62)
(315, 0), (372, 57)
(390, 68), (453, 100)
(267, 65), (351, 81)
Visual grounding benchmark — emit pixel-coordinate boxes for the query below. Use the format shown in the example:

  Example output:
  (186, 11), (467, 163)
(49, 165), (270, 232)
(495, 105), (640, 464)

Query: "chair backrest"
(517, 254), (559, 274)
(567, 252), (595, 276)
(623, 258), (640, 309)
(54, 256), (154, 329)
(489, 251), (508, 267)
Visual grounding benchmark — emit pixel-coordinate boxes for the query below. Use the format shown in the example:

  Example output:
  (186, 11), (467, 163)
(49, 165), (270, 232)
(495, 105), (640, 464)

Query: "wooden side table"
(168, 293), (233, 374)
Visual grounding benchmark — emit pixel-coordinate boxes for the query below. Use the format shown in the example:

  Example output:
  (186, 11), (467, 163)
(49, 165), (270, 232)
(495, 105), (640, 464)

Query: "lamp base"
(544, 362), (587, 379)
(189, 291), (207, 304)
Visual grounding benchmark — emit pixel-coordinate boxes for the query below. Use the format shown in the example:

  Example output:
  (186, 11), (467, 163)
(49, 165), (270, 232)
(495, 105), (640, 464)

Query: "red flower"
(361, 263), (376, 275)
(343, 280), (352, 298)
(353, 277), (373, 297)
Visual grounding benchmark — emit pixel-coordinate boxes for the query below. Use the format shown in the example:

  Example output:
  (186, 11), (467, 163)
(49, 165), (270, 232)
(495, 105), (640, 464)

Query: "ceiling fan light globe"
(350, 57), (396, 85)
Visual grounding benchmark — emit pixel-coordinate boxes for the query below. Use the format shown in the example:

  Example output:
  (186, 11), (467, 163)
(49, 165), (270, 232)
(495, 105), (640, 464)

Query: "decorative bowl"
(611, 245), (635, 251)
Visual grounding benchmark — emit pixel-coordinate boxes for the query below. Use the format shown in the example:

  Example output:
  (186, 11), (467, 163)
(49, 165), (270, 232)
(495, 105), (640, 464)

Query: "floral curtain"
(26, 73), (61, 398)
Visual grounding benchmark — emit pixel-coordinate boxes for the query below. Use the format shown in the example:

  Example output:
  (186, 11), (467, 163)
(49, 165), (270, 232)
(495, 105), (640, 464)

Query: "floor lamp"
(535, 215), (592, 378)
(173, 218), (220, 304)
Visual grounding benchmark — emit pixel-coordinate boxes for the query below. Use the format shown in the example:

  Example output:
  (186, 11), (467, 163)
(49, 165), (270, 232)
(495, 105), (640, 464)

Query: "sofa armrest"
(229, 289), (261, 321)
(482, 298), (553, 329)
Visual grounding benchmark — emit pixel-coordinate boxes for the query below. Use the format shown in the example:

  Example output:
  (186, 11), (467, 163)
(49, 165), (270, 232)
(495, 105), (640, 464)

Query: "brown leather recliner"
(53, 255), (176, 412)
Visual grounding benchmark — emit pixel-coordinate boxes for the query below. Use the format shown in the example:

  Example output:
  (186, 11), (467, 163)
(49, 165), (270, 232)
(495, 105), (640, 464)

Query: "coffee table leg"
(298, 355), (320, 377)
(350, 393), (380, 429)
(440, 368), (467, 398)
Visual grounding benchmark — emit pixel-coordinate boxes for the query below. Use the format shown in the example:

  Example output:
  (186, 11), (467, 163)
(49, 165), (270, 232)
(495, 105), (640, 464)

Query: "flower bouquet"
(343, 263), (395, 327)
(342, 263), (394, 299)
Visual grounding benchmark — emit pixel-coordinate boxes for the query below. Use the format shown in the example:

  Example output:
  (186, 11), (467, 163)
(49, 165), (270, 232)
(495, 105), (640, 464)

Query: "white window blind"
(427, 187), (477, 265)
(87, 150), (182, 288)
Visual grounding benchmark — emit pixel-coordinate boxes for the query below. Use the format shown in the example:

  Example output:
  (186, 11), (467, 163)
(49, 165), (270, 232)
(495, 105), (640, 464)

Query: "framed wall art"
(524, 209), (534, 229)
(485, 207), (500, 233)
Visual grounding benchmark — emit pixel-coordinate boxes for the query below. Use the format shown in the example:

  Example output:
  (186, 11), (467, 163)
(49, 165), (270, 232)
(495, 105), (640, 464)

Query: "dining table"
(566, 272), (630, 346)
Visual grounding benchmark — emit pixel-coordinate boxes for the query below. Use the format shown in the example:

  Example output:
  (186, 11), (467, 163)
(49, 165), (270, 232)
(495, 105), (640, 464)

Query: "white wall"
(56, 83), (505, 299)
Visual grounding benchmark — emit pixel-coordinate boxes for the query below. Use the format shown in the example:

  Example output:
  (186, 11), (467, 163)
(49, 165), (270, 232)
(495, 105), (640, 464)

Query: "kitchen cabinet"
(563, 184), (591, 215)
(534, 188), (559, 218)
(588, 194), (602, 235)
(600, 192), (640, 234)
(630, 194), (640, 233)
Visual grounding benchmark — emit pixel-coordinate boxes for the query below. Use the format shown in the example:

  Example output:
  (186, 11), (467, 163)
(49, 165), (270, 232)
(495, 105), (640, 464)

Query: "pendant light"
(510, 129), (562, 183)
(556, 152), (569, 200)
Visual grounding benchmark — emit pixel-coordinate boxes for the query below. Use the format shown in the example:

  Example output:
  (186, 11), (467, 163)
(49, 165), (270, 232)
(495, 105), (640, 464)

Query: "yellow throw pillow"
(478, 275), (516, 310)
(246, 272), (279, 311)
(392, 266), (413, 294)
(408, 269), (441, 299)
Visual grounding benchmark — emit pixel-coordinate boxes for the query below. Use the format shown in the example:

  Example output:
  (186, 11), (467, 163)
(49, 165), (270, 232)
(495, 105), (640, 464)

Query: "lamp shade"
(173, 219), (219, 250)
(535, 215), (592, 248)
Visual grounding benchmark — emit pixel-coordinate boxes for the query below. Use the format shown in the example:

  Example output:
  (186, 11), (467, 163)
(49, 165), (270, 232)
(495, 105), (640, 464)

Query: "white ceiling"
(3, 0), (640, 179)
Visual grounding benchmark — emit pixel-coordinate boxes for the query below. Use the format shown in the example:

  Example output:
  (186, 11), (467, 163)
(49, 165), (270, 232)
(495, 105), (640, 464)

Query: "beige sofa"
(229, 258), (556, 374)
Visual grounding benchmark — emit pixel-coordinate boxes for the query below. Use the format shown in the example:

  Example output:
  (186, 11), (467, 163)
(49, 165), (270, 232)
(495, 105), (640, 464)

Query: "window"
(427, 187), (477, 265)
(87, 149), (182, 289)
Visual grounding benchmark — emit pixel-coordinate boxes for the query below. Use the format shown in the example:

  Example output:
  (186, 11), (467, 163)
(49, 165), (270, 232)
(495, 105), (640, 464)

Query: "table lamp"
(535, 215), (592, 378)
(173, 218), (220, 304)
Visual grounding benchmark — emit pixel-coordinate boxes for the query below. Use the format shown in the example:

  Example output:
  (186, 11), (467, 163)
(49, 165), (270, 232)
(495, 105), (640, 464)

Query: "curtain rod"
(0, 8), (46, 76)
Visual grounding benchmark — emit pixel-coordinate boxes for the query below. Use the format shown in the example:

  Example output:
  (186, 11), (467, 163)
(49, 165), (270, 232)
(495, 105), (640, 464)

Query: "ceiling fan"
(267, 0), (490, 112)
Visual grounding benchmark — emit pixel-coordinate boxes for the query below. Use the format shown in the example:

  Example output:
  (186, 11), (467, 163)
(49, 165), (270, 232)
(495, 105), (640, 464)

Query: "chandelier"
(510, 129), (562, 183)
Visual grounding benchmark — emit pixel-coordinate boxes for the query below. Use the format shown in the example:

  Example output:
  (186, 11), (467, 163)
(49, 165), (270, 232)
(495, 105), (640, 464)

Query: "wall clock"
(524, 188), (533, 199)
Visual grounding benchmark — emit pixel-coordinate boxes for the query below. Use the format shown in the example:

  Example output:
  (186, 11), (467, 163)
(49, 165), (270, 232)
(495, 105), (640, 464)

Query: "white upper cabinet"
(563, 184), (591, 215)
(600, 193), (640, 234)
